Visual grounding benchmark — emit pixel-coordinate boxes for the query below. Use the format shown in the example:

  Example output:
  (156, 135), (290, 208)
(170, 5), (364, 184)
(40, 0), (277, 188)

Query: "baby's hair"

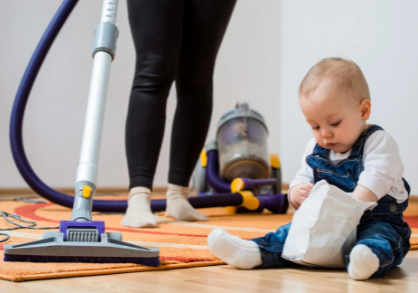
(299, 57), (370, 102)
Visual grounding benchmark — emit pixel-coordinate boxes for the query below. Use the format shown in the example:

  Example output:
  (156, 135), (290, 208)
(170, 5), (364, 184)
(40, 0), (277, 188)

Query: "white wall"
(280, 0), (418, 195)
(0, 0), (280, 189)
(3, 0), (417, 196)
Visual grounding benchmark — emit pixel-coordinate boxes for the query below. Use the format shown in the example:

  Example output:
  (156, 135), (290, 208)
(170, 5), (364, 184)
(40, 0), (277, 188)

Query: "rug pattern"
(1, 197), (417, 282)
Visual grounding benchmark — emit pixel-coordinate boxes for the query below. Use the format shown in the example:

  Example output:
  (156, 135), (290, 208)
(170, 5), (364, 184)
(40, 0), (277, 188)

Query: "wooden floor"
(1, 251), (418, 293)
(1, 191), (418, 292)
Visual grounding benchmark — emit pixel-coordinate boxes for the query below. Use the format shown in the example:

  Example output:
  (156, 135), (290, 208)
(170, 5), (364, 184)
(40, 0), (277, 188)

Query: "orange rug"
(0, 196), (417, 282)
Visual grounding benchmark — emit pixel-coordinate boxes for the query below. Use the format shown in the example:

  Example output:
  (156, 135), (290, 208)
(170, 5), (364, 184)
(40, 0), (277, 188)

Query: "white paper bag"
(282, 180), (377, 268)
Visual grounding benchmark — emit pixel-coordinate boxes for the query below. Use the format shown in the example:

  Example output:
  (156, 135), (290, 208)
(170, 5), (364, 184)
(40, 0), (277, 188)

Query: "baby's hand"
(290, 183), (314, 209)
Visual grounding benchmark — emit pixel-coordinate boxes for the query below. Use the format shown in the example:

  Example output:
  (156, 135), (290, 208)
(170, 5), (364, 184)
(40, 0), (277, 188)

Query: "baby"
(207, 58), (411, 280)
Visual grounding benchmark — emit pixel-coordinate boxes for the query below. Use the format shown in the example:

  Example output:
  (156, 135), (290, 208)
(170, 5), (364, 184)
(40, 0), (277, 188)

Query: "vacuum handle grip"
(100, 0), (118, 24)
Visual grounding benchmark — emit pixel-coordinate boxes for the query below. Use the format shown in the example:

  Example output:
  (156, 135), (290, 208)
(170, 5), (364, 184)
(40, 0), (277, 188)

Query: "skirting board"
(0, 184), (291, 196)
(2, 184), (417, 204)
(0, 186), (165, 196)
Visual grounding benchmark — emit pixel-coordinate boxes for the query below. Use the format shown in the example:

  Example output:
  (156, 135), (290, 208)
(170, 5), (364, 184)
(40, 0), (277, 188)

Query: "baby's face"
(299, 79), (370, 153)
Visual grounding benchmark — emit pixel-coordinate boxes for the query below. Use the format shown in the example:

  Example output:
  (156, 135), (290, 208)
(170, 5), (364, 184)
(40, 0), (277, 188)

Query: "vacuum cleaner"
(6, 0), (287, 263)
(5, 0), (160, 265)
(190, 102), (288, 215)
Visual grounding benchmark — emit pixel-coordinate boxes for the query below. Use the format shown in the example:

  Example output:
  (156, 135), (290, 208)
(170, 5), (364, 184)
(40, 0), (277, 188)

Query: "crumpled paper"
(282, 180), (377, 268)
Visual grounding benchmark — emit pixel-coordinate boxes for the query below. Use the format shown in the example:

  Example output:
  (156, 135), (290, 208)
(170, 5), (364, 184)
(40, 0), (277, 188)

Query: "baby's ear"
(360, 100), (371, 120)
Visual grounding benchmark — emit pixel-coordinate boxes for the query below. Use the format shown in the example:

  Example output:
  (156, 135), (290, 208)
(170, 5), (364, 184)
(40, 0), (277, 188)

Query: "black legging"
(125, 0), (237, 190)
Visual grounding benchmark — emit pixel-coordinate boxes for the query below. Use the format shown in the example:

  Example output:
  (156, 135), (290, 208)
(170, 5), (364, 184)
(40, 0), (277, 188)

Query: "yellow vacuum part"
(225, 206), (238, 215)
(82, 185), (92, 198)
(200, 150), (207, 167)
(240, 190), (259, 210)
(231, 178), (245, 193)
(270, 154), (281, 169)
(225, 191), (260, 214)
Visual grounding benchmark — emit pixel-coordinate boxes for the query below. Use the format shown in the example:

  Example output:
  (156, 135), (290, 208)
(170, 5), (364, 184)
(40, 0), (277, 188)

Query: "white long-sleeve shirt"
(289, 130), (408, 204)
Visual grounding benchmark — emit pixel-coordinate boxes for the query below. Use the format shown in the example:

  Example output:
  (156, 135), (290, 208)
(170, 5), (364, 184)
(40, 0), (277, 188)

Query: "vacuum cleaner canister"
(217, 103), (270, 181)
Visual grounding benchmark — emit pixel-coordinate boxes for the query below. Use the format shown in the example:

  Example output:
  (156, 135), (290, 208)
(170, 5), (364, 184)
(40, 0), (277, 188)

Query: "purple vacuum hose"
(205, 150), (231, 193)
(9, 0), (288, 215)
(151, 192), (287, 214)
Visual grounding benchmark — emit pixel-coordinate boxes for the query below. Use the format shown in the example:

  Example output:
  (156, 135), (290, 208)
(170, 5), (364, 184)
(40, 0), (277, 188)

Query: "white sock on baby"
(348, 244), (379, 280)
(207, 228), (262, 269)
(121, 187), (158, 228)
(165, 184), (208, 221)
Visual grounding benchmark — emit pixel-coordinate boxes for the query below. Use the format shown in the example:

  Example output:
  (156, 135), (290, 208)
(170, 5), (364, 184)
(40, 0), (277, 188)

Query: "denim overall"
(251, 125), (411, 277)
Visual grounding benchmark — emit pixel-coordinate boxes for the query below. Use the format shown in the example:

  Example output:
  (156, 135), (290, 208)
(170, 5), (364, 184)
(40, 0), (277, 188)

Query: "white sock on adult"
(207, 228), (262, 269)
(348, 244), (379, 280)
(121, 187), (157, 228)
(165, 184), (209, 221)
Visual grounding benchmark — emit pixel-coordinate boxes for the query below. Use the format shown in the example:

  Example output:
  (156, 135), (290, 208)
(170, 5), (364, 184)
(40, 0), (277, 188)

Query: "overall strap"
(348, 125), (384, 158)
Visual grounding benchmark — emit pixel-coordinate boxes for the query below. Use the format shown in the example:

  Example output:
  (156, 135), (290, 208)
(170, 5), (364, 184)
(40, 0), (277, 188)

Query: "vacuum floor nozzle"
(3, 221), (160, 266)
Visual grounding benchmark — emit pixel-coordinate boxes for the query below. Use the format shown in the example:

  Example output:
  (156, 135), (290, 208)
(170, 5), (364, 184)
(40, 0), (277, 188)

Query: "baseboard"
(0, 186), (167, 196)
(1, 184), (416, 204)
(0, 185), (289, 196)
(282, 183), (289, 192)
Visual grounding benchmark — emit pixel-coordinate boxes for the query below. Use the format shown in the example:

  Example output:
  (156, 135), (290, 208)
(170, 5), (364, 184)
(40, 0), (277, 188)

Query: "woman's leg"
(125, 0), (185, 190)
(123, 0), (185, 227)
(165, 0), (237, 221)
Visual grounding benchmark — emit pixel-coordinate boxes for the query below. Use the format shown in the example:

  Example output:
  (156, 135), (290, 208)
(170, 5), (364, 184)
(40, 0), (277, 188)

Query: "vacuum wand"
(71, 0), (119, 222)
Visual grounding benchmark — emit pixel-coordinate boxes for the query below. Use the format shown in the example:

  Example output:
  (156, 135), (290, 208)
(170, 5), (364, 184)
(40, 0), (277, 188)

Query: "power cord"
(0, 211), (59, 243)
